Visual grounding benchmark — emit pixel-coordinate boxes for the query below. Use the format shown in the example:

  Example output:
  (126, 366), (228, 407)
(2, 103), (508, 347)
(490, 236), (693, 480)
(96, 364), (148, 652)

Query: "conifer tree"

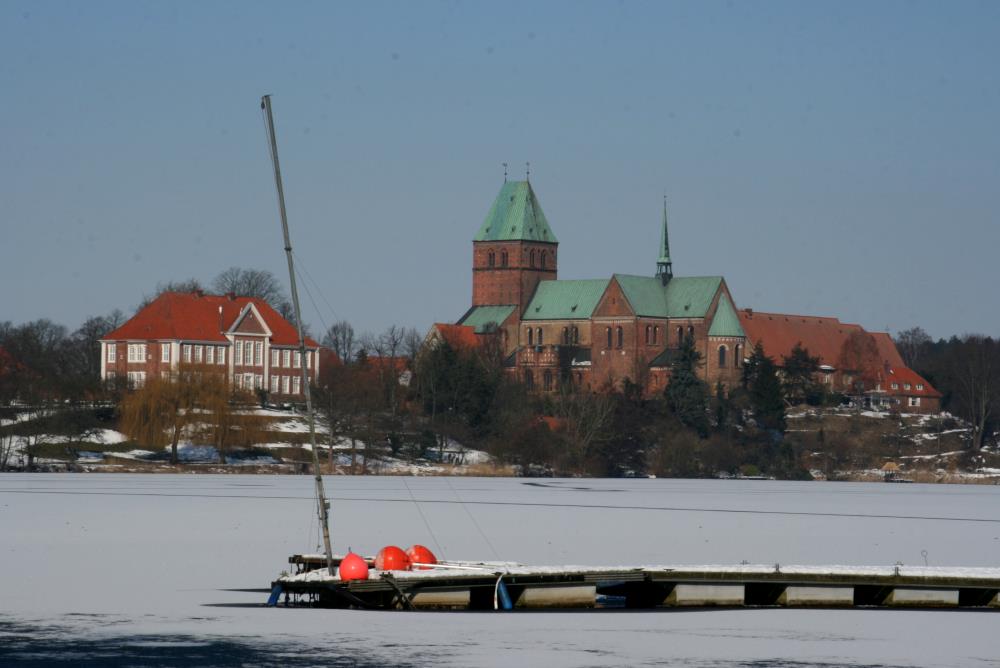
(781, 342), (820, 404)
(665, 338), (709, 437)
(744, 345), (786, 433)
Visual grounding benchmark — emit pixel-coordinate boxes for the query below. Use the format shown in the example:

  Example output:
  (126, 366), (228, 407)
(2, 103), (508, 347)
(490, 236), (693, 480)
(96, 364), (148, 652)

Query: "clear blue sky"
(2, 1), (998, 340)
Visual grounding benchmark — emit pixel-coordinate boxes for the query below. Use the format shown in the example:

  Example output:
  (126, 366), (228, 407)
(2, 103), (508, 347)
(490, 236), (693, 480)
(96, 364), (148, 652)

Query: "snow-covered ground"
(1, 474), (999, 666)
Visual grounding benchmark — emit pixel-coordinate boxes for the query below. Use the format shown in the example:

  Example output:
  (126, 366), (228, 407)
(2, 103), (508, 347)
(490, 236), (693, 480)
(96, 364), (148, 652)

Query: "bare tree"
(323, 320), (357, 362)
(895, 326), (932, 369)
(945, 335), (1000, 451)
(212, 267), (290, 307)
(135, 279), (205, 313)
(402, 327), (423, 361)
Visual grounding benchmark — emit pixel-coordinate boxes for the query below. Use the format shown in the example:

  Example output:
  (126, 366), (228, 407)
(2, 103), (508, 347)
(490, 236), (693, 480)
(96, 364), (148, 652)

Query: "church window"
(488, 251), (495, 267)
(572, 326), (579, 344)
(536, 328), (543, 346)
(718, 345), (727, 368)
(606, 327), (612, 349)
(562, 327), (569, 345)
(543, 369), (553, 391)
(530, 250), (536, 267)
(540, 251), (547, 269)
(527, 328), (533, 346)
(524, 369), (534, 388)
(653, 325), (659, 344)
(616, 326), (624, 349)
(676, 326), (683, 345)
(645, 325), (651, 344)
(501, 250), (508, 267)
(687, 326), (694, 341)
(734, 344), (741, 367)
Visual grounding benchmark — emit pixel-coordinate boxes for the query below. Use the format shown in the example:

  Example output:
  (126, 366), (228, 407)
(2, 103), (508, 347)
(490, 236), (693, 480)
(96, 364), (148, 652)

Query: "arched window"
(734, 344), (741, 368)
(653, 325), (659, 344)
(501, 250), (508, 267)
(616, 326), (624, 349)
(562, 327), (570, 345)
(530, 250), (536, 267)
(606, 327), (612, 349)
(687, 326), (694, 341)
(536, 328), (543, 346)
(524, 369), (534, 388)
(572, 326), (579, 344)
(487, 251), (495, 268)
(527, 328), (533, 346)
(676, 326), (683, 344)
(645, 325), (651, 344)
(543, 369), (553, 391)
(718, 345), (727, 368)
(540, 250), (547, 269)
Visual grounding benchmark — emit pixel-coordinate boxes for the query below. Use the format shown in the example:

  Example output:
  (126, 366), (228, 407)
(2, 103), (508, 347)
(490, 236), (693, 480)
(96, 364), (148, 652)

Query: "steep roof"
(739, 310), (864, 364)
(522, 279), (610, 321)
(458, 305), (517, 333)
(869, 332), (941, 398)
(431, 323), (480, 349)
(474, 181), (558, 243)
(614, 275), (723, 319)
(102, 291), (318, 347)
(708, 294), (745, 337)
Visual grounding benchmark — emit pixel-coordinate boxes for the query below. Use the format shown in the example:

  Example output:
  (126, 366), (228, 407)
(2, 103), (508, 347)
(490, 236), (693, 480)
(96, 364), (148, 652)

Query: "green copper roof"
(458, 305), (516, 333)
(474, 181), (558, 243)
(708, 293), (745, 337)
(614, 274), (723, 318)
(522, 279), (610, 320)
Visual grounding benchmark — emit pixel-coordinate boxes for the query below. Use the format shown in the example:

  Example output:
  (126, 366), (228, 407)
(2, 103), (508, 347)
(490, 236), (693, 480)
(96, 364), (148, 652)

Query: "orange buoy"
(406, 544), (438, 570)
(337, 552), (370, 581)
(374, 545), (411, 571)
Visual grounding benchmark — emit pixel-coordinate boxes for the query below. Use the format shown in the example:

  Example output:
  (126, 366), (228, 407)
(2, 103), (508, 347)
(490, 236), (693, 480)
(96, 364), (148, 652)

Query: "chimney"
(226, 292), (236, 301)
(194, 288), (204, 298)
(744, 308), (753, 317)
(218, 305), (224, 333)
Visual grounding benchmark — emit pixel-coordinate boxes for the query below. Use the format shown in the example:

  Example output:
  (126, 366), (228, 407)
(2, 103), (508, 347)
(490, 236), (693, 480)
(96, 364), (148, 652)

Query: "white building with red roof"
(100, 291), (321, 398)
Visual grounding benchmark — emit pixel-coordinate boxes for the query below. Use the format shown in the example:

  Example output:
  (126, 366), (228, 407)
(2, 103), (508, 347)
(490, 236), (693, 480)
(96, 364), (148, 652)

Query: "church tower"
(656, 196), (673, 285)
(472, 180), (558, 315)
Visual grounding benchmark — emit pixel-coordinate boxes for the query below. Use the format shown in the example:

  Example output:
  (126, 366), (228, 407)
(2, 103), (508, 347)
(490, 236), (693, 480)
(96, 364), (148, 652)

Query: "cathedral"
(452, 179), (747, 393)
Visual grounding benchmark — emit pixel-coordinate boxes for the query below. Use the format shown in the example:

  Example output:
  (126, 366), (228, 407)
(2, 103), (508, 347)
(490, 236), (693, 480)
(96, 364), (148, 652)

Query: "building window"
(107, 343), (116, 363)
(524, 369), (534, 388)
(182, 344), (191, 363)
(645, 325), (651, 345)
(272, 349), (279, 367)
(562, 327), (569, 345)
(903, 383), (911, 391)
(734, 344), (741, 367)
(282, 376), (290, 394)
(256, 374), (264, 389)
(676, 326), (683, 345)
(245, 343), (254, 366)
(292, 376), (301, 394)
(235, 341), (243, 365)
(127, 371), (146, 388)
(908, 397), (921, 407)
(293, 351), (301, 368)
(194, 345), (203, 363)
(718, 345), (727, 368)
(916, 383), (924, 390)
(891, 383), (899, 390)
(217, 346), (225, 365)
(529, 249), (536, 267)
(653, 326), (659, 344)
(543, 369), (553, 391)
(687, 326), (694, 341)
(606, 327), (612, 349)
(501, 250), (508, 267)
(616, 326), (623, 349)
(540, 250), (547, 269)
(206, 345), (214, 364)
(270, 375), (279, 393)
(572, 326), (579, 344)
(488, 251), (495, 268)
(536, 328), (543, 346)
(255, 342), (263, 366)
(282, 349), (291, 367)
(161, 345), (170, 363)
(527, 328), (533, 346)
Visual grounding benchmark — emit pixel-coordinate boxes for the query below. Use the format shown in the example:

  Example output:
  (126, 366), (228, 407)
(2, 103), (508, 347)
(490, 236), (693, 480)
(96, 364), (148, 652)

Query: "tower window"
(536, 328), (543, 346)
(501, 250), (508, 267)
(653, 325), (659, 344)
(572, 326), (579, 344)
(527, 328), (533, 346)
(541, 250), (547, 269)
(562, 327), (570, 345)
(645, 325), (651, 345)
(606, 327), (612, 349)
(688, 326), (694, 341)
(488, 251), (495, 267)
(676, 326), (683, 345)
(530, 249), (536, 267)
(734, 344), (742, 368)
(718, 345), (727, 368)
(616, 326), (624, 349)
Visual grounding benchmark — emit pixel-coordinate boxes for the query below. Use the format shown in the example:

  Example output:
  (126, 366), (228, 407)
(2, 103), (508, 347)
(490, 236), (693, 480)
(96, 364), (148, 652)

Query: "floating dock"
(270, 554), (1000, 611)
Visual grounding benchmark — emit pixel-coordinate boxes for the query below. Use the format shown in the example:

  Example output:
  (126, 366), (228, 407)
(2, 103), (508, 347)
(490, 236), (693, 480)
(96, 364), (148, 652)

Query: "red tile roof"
(738, 310), (864, 364)
(102, 291), (318, 347)
(431, 323), (480, 350)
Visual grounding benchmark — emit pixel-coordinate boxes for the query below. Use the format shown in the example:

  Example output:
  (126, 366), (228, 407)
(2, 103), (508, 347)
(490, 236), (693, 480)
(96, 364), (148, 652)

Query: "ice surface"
(1, 474), (999, 666)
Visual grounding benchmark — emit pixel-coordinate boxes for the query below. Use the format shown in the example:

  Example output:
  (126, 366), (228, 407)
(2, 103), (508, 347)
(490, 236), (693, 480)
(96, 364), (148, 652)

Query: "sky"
(2, 0), (998, 341)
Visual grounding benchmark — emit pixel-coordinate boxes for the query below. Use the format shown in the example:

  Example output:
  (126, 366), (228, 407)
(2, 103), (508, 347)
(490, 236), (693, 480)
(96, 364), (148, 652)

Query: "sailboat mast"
(261, 94), (335, 576)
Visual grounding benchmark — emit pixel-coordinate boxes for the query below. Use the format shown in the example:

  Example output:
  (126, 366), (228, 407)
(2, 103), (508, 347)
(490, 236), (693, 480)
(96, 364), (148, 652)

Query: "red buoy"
(374, 545), (411, 571)
(337, 552), (370, 582)
(406, 544), (438, 570)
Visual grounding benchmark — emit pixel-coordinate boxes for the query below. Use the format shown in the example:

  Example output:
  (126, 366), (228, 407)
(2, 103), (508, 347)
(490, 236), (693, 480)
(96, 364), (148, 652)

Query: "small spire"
(657, 193), (673, 284)
(502, 162), (508, 182)
(525, 161), (530, 182)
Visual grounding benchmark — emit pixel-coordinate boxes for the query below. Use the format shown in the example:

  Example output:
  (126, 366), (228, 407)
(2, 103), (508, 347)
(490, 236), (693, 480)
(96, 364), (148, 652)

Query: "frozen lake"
(1, 474), (999, 666)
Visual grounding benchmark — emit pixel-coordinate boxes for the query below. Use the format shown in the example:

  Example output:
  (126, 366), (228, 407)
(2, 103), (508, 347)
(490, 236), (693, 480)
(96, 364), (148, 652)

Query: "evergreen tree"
(665, 338), (709, 437)
(745, 346), (786, 433)
(781, 343), (820, 405)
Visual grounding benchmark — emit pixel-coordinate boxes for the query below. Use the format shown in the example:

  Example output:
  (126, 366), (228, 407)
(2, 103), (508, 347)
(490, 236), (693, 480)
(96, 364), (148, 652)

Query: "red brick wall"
(472, 240), (557, 313)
